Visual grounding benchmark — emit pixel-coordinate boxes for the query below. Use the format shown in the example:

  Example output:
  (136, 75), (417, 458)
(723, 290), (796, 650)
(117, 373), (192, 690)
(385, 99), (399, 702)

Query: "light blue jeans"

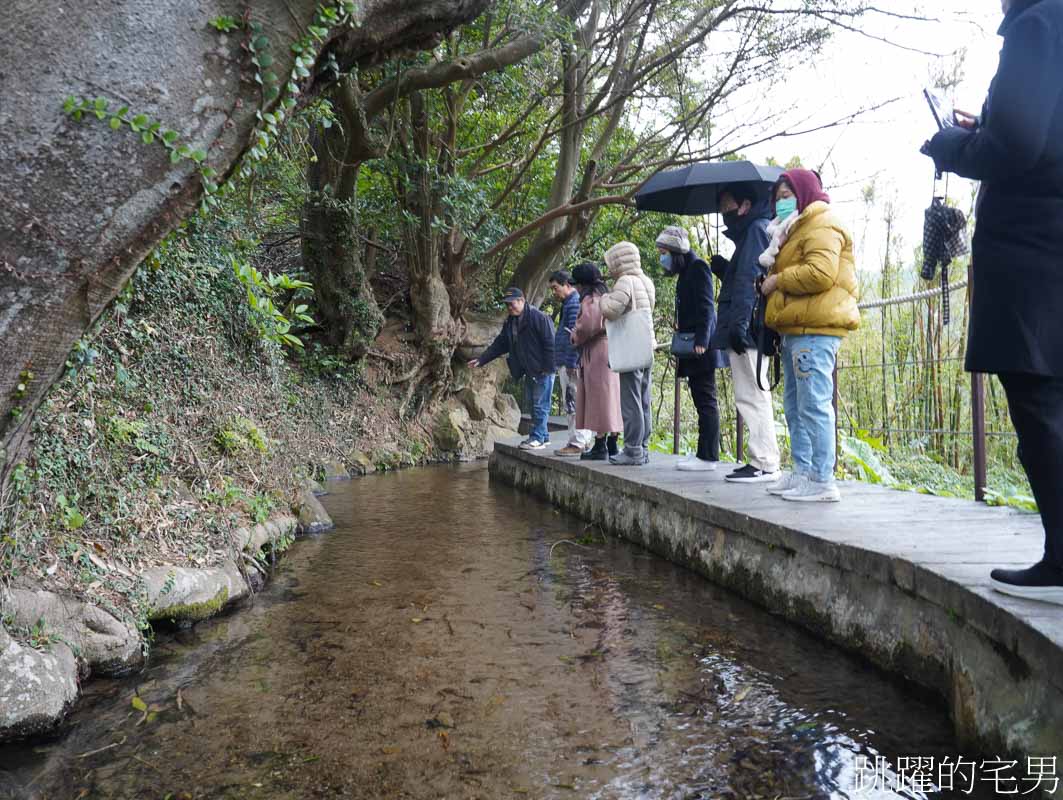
(529, 374), (555, 443)
(781, 334), (841, 482)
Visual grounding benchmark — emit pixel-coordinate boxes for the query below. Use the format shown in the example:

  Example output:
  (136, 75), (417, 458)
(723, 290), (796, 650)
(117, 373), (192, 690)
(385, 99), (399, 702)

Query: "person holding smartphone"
(924, 0), (1063, 604)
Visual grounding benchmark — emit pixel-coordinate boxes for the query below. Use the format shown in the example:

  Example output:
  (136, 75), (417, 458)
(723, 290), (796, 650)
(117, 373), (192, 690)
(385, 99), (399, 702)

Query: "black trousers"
(998, 372), (1063, 569)
(687, 370), (720, 462)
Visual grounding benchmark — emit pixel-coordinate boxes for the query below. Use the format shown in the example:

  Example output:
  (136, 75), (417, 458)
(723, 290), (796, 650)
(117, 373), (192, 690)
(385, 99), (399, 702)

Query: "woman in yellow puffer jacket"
(759, 169), (859, 503)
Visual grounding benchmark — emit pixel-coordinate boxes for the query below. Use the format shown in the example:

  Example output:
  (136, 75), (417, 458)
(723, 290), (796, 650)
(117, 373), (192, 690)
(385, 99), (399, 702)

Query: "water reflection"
(0, 464), (994, 799)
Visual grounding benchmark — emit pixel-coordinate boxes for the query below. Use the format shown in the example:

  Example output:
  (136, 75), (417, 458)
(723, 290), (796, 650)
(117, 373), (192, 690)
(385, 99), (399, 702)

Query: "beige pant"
(558, 367), (593, 447)
(729, 348), (781, 473)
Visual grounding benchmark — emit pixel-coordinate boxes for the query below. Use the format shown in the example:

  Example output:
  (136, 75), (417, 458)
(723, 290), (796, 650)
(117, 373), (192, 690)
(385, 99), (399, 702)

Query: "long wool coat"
(571, 293), (623, 434)
(928, 0), (1063, 377)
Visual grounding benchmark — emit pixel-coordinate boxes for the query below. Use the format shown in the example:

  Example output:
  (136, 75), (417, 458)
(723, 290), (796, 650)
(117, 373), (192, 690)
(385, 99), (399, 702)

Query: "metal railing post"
(673, 369), (681, 455)
(833, 365), (840, 470)
(972, 372), (987, 502)
(736, 409), (745, 462)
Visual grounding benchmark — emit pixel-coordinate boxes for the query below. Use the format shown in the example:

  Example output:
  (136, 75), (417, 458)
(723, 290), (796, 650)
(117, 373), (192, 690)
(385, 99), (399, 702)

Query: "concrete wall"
(490, 444), (1063, 769)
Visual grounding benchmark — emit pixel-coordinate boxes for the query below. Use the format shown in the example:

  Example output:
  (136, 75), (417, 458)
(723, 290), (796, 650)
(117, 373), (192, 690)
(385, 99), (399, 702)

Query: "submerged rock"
(0, 626), (77, 742)
(295, 488), (333, 534)
(434, 404), (471, 453)
(301, 476), (328, 496)
(347, 450), (376, 476)
(322, 460), (350, 480)
(0, 588), (142, 676)
(142, 562), (248, 624)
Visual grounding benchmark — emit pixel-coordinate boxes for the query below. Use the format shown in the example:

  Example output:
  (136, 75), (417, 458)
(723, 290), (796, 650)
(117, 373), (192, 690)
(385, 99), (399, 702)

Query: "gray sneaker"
(767, 471), (800, 495)
(609, 450), (644, 466)
(782, 477), (840, 503)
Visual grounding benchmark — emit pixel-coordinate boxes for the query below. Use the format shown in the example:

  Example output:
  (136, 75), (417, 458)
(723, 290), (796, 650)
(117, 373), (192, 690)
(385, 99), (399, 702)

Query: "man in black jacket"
(469, 287), (556, 450)
(710, 184), (782, 485)
(927, 0), (1063, 604)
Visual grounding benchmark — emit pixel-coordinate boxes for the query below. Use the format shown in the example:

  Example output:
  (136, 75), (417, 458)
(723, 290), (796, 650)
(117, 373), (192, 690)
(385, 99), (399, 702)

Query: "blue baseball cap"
(502, 287), (524, 303)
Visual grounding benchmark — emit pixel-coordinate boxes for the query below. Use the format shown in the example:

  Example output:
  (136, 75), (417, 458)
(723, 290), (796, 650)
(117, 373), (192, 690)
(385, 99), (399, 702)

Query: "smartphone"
(923, 88), (955, 131)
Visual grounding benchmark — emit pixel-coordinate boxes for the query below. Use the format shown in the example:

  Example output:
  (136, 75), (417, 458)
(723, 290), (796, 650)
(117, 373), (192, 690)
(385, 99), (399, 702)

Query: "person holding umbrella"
(710, 183), (783, 484)
(656, 225), (726, 471)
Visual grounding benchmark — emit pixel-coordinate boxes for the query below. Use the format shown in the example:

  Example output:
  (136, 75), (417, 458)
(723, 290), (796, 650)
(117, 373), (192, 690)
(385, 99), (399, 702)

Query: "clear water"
(0, 464), (998, 799)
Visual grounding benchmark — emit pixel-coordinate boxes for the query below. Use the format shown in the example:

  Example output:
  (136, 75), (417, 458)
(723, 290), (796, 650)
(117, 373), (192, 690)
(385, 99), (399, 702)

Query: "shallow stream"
(0, 464), (997, 799)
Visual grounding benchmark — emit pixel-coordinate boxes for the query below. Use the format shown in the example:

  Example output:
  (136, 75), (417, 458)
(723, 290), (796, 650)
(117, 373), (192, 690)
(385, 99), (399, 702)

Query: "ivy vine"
(61, 1), (363, 207)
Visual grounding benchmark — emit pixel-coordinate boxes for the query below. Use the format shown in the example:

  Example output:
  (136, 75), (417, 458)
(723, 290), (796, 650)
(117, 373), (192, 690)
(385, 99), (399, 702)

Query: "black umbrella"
(634, 161), (784, 216)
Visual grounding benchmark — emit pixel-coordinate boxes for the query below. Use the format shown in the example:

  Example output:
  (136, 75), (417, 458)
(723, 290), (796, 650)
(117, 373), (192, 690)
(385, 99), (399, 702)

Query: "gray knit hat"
(655, 225), (690, 254)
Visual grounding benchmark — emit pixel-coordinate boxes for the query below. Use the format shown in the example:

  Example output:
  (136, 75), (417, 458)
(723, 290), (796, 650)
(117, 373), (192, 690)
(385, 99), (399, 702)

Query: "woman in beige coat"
(600, 241), (657, 465)
(569, 263), (622, 461)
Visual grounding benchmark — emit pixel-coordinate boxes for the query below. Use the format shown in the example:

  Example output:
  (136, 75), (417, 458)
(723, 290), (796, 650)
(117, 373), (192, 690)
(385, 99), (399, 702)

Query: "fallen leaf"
(410, 617), (423, 624)
(734, 686), (751, 703)
(131, 695), (147, 712)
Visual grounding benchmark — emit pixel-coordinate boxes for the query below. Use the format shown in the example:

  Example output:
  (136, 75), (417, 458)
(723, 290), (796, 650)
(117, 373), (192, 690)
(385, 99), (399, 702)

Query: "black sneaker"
(725, 464), (781, 484)
(990, 560), (1063, 606)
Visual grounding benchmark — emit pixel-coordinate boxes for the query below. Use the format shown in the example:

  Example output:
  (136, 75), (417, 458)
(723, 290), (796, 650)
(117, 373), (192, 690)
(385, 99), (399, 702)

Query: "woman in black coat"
(656, 225), (726, 471)
(926, 0), (1063, 603)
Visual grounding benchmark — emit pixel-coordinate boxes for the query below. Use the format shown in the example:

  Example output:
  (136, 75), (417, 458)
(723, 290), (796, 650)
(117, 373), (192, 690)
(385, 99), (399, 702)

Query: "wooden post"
(673, 369), (681, 455)
(736, 409), (745, 463)
(833, 365), (840, 470)
(972, 372), (987, 502)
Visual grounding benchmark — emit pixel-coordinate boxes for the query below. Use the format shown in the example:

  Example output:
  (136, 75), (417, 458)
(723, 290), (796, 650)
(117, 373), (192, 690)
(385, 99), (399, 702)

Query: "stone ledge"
(489, 441), (1063, 764)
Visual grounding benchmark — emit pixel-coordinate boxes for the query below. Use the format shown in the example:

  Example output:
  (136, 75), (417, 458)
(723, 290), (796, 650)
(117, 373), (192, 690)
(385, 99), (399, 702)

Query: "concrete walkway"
(489, 441), (1063, 768)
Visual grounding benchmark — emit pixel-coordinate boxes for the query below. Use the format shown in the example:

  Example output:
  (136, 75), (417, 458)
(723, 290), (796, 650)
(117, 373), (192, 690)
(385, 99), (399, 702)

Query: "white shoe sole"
(726, 472), (781, 484)
(677, 461), (718, 472)
(990, 580), (1063, 605)
(782, 490), (841, 503)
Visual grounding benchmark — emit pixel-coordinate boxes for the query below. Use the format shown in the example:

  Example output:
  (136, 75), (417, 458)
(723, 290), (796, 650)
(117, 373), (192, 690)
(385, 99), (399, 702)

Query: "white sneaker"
(767, 472), (801, 496)
(520, 439), (548, 451)
(782, 477), (841, 503)
(677, 458), (718, 472)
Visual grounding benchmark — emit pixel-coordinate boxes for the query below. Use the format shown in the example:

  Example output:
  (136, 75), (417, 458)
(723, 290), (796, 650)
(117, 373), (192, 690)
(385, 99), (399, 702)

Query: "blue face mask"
(659, 252), (672, 271)
(775, 197), (798, 221)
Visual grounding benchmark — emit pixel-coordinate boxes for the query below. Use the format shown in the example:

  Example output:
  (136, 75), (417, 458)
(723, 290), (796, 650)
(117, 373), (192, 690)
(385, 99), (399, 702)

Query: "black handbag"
(752, 278), (781, 391)
(670, 331), (698, 358)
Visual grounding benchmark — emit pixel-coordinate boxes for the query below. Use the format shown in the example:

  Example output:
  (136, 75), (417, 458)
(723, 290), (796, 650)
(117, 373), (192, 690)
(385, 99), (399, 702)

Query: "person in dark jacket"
(469, 287), (556, 450)
(926, 0), (1063, 604)
(656, 225), (725, 471)
(548, 270), (593, 456)
(710, 184), (783, 485)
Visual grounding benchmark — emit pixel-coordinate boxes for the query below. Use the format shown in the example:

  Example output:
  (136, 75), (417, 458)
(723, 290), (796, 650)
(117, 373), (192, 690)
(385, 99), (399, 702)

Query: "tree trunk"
(301, 82), (384, 358)
(0, 0), (490, 476)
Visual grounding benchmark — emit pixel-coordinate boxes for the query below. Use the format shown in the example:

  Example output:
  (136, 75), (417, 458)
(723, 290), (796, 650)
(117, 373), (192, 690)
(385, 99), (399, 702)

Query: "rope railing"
(856, 278), (969, 311)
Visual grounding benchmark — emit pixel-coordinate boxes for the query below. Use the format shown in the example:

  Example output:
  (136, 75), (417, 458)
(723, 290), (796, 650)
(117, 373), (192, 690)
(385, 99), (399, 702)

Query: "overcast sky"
(714, 2), (1005, 293)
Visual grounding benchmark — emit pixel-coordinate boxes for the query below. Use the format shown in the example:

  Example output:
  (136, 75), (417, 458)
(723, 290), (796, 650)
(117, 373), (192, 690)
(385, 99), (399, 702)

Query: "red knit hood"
(777, 168), (830, 214)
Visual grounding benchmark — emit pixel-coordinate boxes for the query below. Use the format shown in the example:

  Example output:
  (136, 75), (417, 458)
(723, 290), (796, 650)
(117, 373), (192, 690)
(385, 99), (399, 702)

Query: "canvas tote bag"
(606, 307), (655, 373)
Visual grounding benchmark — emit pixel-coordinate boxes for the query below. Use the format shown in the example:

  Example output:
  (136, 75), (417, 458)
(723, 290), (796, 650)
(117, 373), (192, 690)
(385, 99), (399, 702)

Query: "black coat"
(708, 198), (772, 353)
(477, 304), (556, 379)
(928, 0), (1063, 377)
(675, 255), (727, 378)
